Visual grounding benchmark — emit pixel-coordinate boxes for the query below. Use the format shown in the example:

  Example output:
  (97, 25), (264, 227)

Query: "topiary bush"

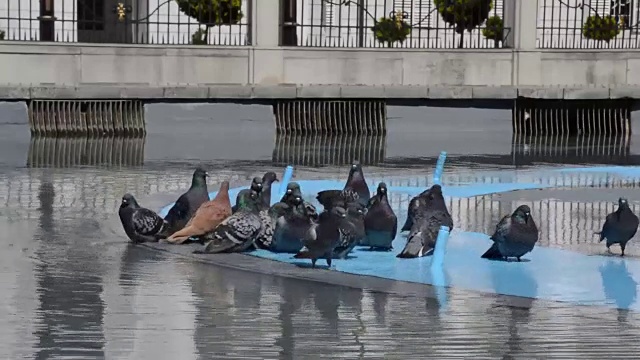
(191, 28), (208, 44)
(433, 0), (493, 48)
(482, 15), (503, 47)
(582, 14), (621, 42)
(371, 13), (412, 48)
(174, 0), (243, 26)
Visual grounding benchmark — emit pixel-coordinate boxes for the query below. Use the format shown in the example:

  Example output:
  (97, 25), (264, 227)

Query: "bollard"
(432, 151), (447, 185)
(431, 225), (450, 271)
(278, 165), (295, 201)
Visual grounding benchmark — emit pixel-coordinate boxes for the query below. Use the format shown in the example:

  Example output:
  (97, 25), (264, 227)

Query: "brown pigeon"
(166, 181), (232, 244)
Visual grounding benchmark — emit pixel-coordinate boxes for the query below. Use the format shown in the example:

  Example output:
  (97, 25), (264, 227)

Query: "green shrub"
(192, 28), (208, 44)
(433, 0), (493, 48)
(582, 15), (621, 42)
(0, 30), (5, 40)
(371, 14), (412, 48)
(174, 0), (243, 26)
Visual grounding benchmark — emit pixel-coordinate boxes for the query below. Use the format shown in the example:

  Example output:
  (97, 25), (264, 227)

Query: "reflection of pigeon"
(397, 185), (453, 258)
(597, 198), (639, 257)
(195, 189), (262, 254)
(167, 181), (232, 244)
(316, 161), (370, 210)
(333, 202), (366, 259)
(294, 206), (347, 268)
(362, 182), (397, 250)
(481, 205), (538, 261)
(163, 167), (210, 235)
(599, 260), (637, 310)
(270, 196), (315, 253)
(232, 177), (262, 213)
(259, 171), (279, 209)
(119, 193), (169, 243)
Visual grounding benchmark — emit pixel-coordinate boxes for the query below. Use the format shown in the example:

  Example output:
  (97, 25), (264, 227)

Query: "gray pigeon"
(270, 196), (316, 253)
(362, 182), (397, 251)
(400, 187), (432, 232)
(253, 201), (291, 250)
(294, 206), (347, 268)
(163, 167), (210, 236)
(333, 202), (367, 259)
(232, 176), (263, 213)
(194, 189), (262, 254)
(119, 193), (169, 243)
(316, 161), (371, 210)
(280, 182), (302, 204)
(397, 185), (453, 258)
(259, 171), (279, 209)
(481, 205), (539, 261)
(596, 198), (639, 257)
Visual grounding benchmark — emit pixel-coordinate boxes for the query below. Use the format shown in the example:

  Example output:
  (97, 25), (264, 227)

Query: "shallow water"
(2, 103), (640, 358)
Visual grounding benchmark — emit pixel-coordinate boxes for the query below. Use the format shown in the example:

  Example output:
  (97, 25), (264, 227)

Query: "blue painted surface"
(156, 165), (640, 311)
(431, 226), (450, 270)
(278, 165), (294, 199)
(433, 151), (447, 185)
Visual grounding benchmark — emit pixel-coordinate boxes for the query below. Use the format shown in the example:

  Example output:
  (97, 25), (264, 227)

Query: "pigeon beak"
(524, 212), (530, 222)
(205, 172), (209, 177)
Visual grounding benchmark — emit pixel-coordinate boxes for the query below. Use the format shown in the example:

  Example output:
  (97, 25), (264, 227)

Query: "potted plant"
(482, 15), (503, 48)
(175, 0), (243, 43)
(582, 14), (621, 42)
(371, 12), (412, 48)
(433, 0), (493, 48)
(192, 28), (208, 44)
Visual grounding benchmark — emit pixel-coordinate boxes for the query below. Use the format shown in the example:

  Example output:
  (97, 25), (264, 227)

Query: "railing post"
(511, 0), (541, 87)
(252, 0), (281, 47)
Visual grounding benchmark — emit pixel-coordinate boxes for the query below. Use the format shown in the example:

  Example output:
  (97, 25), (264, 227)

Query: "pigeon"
(232, 177), (263, 213)
(253, 201), (291, 250)
(397, 185), (453, 258)
(596, 198), (639, 257)
(163, 167), (210, 235)
(270, 196), (316, 253)
(316, 161), (371, 210)
(400, 187), (432, 232)
(166, 181), (232, 244)
(280, 182), (302, 204)
(195, 188), (263, 254)
(294, 206), (347, 268)
(333, 202), (367, 259)
(481, 205), (539, 261)
(259, 171), (279, 209)
(118, 193), (169, 243)
(362, 182), (397, 251)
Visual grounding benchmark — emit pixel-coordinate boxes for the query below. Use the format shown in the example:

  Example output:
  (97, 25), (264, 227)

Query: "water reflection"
(511, 134), (632, 166)
(600, 260), (638, 311)
(27, 136), (145, 168)
(272, 134), (386, 166)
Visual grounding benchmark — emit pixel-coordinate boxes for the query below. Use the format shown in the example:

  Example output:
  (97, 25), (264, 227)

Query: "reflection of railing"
(27, 136), (146, 168)
(272, 134), (386, 166)
(511, 134), (632, 165)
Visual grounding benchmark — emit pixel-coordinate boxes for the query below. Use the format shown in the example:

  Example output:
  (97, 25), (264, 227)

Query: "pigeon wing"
(490, 214), (511, 242)
(132, 208), (165, 235)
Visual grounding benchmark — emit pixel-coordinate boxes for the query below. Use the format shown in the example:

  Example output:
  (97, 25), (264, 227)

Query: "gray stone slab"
(340, 85), (386, 98)
(207, 85), (252, 98)
(472, 86), (517, 99)
(120, 86), (165, 99)
(251, 85), (297, 98)
(563, 87), (611, 100)
(517, 87), (564, 99)
(296, 85), (341, 98)
(0, 86), (31, 99)
(427, 86), (473, 99)
(383, 85), (428, 98)
(610, 86), (640, 99)
(163, 86), (208, 99)
(30, 86), (83, 99)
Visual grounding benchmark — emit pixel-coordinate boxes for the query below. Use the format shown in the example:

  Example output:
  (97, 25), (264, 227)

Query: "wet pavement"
(2, 102), (640, 358)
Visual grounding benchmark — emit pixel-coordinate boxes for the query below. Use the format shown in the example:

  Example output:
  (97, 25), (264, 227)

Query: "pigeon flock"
(118, 163), (640, 268)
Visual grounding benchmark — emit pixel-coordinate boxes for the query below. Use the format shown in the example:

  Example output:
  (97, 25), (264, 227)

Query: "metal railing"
(537, 0), (640, 49)
(0, 0), (250, 45)
(280, 0), (509, 48)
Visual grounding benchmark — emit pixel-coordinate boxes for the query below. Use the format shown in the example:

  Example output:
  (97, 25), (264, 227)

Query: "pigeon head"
(618, 198), (630, 209)
(285, 182), (302, 197)
(514, 205), (531, 223)
(347, 202), (367, 218)
(192, 167), (209, 186)
(347, 161), (364, 181)
(250, 177), (263, 192)
(239, 189), (260, 211)
(120, 193), (139, 208)
(262, 171), (279, 185)
(303, 202), (319, 221)
(423, 184), (446, 209)
(291, 195), (304, 206)
(377, 182), (388, 198)
(331, 206), (348, 219)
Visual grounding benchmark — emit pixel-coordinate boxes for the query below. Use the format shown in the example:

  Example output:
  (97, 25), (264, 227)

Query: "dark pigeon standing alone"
(362, 182), (397, 251)
(270, 196), (316, 253)
(397, 185), (453, 258)
(316, 161), (371, 211)
(333, 202), (367, 259)
(259, 171), (279, 209)
(294, 206), (348, 268)
(232, 177), (263, 213)
(119, 193), (169, 243)
(195, 189), (263, 254)
(481, 205), (539, 262)
(163, 167), (210, 236)
(596, 198), (639, 257)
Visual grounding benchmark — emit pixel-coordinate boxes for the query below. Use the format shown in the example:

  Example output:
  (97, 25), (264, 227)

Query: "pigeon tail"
(481, 242), (503, 259)
(400, 217), (413, 232)
(594, 231), (605, 242)
(167, 224), (201, 243)
(396, 233), (433, 258)
(316, 190), (343, 209)
(293, 247), (313, 259)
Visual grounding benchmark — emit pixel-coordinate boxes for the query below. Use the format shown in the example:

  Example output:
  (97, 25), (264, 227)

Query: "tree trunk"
(458, 33), (464, 48)
(203, 25), (210, 44)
